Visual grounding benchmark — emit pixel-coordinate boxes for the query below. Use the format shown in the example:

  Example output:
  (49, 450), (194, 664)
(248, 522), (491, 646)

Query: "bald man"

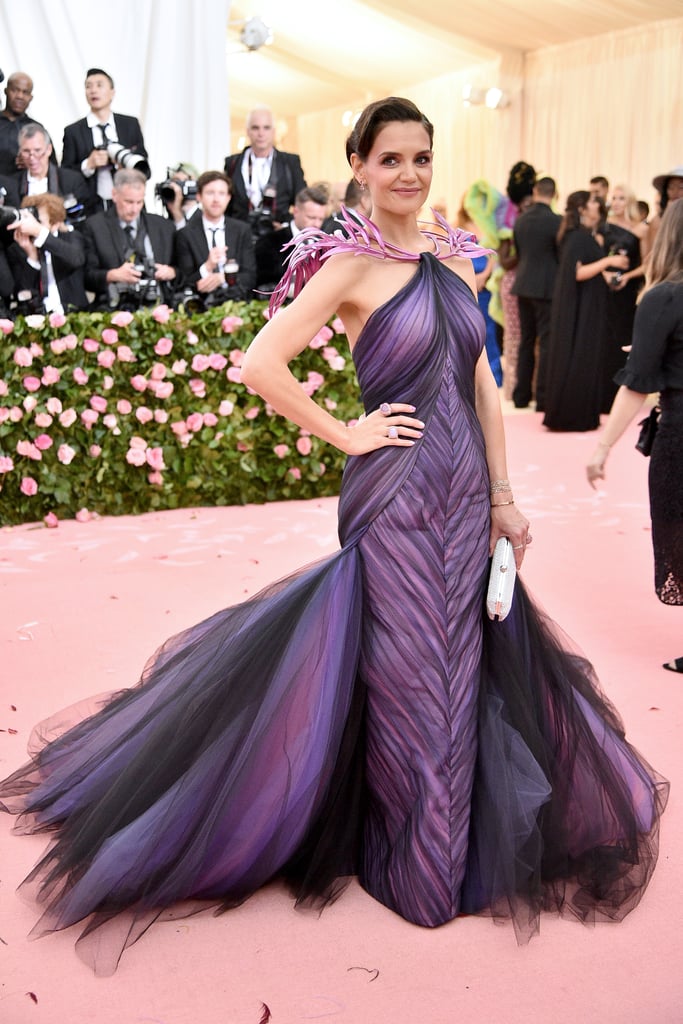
(0, 71), (47, 176)
(223, 106), (306, 233)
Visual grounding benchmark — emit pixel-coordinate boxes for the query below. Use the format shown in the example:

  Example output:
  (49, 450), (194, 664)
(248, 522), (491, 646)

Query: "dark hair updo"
(345, 97), (434, 165)
(506, 161), (536, 205)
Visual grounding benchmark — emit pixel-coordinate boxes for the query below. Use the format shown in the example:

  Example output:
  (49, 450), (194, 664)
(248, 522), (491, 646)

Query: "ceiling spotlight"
(485, 87), (510, 109)
(462, 85), (485, 106)
(239, 16), (273, 51)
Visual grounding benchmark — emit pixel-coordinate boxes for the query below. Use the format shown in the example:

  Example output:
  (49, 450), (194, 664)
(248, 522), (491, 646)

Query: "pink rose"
(117, 399), (133, 414)
(309, 325), (333, 349)
(16, 440), (40, 460)
(73, 367), (89, 385)
(44, 511), (59, 528)
(130, 375), (147, 392)
(126, 447), (147, 467)
(287, 467), (302, 480)
(186, 412), (204, 432)
(274, 444), (290, 459)
(331, 316), (345, 334)
(170, 420), (187, 436)
(236, 441), (249, 452)
(145, 446), (166, 471)
(64, 333), (78, 350)
(191, 354), (211, 373)
(9, 406), (24, 422)
(23, 396), (38, 412)
(154, 381), (174, 399)
(329, 356), (346, 371)
(90, 395), (108, 413)
(25, 314), (45, 329)
(111, 310), (134, 327)
(101, 327), (119, 345)
(186, 330), (198, 345)
(154, 409), (169, 424)
(129, 435), (147, 450)
(172, 359), (187, 374)
(307, 371), (325, 391)
(152, 304), (172, 324)
(245, 406), (260, 420)
(23, 375), (41, 392)
(154, 336), (173, 355)
(203, 412), (218, 427)
(46, 397), (63, 415)
(324, 398), (338, 410)
(50, 337), (67, 354)
(34, 413), (53, 428)
(150, 362), (166, 381)
(0, 455), (14, 473)
(14, 346), (33, 367)
(83, 337), (100, 353)
(319, 462), (326, 475)
(189, 379), (206, 397)
(0, 381), (7, 396)
(0, 407), (9, 423)
(75, 508), (92, 523)
(221, 315), (243, 333)
(29, 342), (44, 357)
(209, 352), (228, 371)
(229, 349), (244, 366)
(226, 366), (242, 384)
(20, 476), (38, 496)
(102, 414), (118, 429)
(34, 434), (53, 451)
(102, 375), (114, 392)
(80, 408), (99, 428)
(0, 318), (14, 335)
(322, 346), (338, 361)
(48, 311), (67, 328)
(96, 351), (115, 371)
(89, 444), (102, 457)
(136, 406), (154, 424)
(147, 470), (164, 485)
(296, 436), (312, 456)
(218, 400), (234, 416)
(117, 345), (135, 362)
(57, 443), (76, 465)
(59, 408), (77, 427)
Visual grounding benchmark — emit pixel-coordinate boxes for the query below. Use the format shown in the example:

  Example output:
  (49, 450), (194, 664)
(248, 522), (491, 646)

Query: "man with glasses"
(12, 124), (89, 215)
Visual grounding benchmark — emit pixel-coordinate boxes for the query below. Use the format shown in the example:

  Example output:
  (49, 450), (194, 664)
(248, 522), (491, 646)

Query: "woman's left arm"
(474, 351), (530, 567)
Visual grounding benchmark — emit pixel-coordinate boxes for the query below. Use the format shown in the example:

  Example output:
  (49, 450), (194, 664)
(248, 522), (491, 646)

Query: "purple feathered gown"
(0, 247), (668, 973)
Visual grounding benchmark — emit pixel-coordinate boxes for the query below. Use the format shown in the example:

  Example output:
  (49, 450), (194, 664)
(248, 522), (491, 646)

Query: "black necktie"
(209, 228), (218, 248)
(124, 224), (135, 253)
(99, 122), (110, 147)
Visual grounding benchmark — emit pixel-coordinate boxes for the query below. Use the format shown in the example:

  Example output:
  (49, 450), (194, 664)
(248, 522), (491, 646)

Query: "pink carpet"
(1, 409), (681, 1023)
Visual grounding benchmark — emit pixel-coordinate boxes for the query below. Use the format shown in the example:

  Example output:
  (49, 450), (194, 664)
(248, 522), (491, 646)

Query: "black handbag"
(635, 406), (659, 456)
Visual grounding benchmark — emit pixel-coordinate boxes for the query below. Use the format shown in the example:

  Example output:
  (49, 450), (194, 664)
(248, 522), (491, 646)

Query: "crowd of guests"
(463, 161), (683, 432)
(0, 68), (354, 320)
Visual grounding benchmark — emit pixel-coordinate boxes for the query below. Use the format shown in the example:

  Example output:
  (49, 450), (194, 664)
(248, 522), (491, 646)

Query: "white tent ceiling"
(226, 0), (683, 127)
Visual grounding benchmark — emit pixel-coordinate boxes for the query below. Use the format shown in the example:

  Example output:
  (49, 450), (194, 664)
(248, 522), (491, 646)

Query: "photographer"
(175, 170), (256, 308)
(13, 125), (89, 219)
(5, 193), (88, 314)
(155, 162), (199, 229)
(82, 168), (177, 311)
(62, 68), (150, 217)
(254, 185), (328, 297)
(224, 106), (306, 233)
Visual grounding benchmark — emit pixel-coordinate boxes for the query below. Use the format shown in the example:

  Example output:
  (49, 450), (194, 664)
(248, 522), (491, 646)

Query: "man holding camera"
(82, 168), (176, 311)
(175, 170), (256, 307)
(224, 107), (306, 235)
(62, 68), (150, 217)
(156, 162), (200, 229)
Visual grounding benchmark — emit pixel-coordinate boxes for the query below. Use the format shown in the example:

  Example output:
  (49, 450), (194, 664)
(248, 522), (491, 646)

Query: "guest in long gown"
(602, 184), (650, 410)
(498, 191), (534, 401)
(0, 98), (668, 975)
(587, 199), (683, 672)
(543, 192), (629, 432)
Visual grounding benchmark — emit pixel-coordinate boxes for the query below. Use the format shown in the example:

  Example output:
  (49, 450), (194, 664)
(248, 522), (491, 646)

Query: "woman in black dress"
(587, 199), (683, 671)
(543, 192), (628, 432)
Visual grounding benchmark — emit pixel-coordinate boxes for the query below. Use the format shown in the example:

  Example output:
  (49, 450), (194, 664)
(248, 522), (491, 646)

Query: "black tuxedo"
(0, 113), (54, 177)
(62, 114), (149, 216)
(12, 164), (90, 215)
(82, 206), (176, 308)
(176, 210), (256, 300)
(510, 202), (562, 409)
(223, 148), (306, 226)
(254, 223), (293, 293)
(8, 229), (88, 312)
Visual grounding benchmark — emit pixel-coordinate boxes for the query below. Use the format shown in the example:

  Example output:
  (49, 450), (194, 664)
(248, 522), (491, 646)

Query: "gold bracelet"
(491, 499), (515, 507)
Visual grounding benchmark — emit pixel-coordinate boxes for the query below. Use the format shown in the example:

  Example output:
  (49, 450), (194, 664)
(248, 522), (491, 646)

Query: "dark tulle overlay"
(0, 229), (669, 974)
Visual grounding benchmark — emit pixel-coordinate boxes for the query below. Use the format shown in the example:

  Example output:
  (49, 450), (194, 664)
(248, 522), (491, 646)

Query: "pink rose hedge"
(0, 301), (356, 525)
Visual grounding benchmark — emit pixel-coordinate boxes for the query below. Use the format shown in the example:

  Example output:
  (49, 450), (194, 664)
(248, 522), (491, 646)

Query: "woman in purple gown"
(0, 98), (668, 973)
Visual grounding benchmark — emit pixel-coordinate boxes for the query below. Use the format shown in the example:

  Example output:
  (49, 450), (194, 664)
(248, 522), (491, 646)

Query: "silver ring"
(379, 402), (391, 416)
(526, 534), (533, 544)
(387, 426), (398, 440)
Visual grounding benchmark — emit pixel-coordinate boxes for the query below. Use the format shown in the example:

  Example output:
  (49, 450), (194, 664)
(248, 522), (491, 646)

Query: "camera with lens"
(63, 194), (86, 227)
(247, 187), (277, 239)
(155, 176), (198, 205)
(175, 258), (241, 312)
(0, 204), (39, 230)
(111, 255), (161, 311)
(97, 141), (151, 179)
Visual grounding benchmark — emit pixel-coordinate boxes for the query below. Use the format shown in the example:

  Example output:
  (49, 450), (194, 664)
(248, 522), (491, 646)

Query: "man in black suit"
(176, 170), (256, 307)
(0, 71), (49, 176)
(254, 185), (328, 296)
(82, 168), (177, 310)
(13, 125), (89, 219)
(6, 193), (88, 314)
(62, 68), (149, 217)
(224, 107), (306, 234)
(511, 176), (561, 410)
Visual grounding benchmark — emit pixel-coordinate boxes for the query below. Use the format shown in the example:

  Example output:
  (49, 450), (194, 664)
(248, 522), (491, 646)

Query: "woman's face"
(580, 196), (601, 228)
(352, 121), (433, 216)
(610, 189), (626, 216)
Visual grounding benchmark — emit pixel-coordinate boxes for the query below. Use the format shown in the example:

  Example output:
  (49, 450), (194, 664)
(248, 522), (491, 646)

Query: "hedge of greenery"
(0, 302), (360, 526)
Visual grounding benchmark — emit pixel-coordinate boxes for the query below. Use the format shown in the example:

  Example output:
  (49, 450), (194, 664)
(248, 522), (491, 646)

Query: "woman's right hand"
(342, 402), (424, 455)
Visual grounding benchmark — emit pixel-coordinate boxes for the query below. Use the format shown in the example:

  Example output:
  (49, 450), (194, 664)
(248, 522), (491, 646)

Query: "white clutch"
(486, 537), (516, 621)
